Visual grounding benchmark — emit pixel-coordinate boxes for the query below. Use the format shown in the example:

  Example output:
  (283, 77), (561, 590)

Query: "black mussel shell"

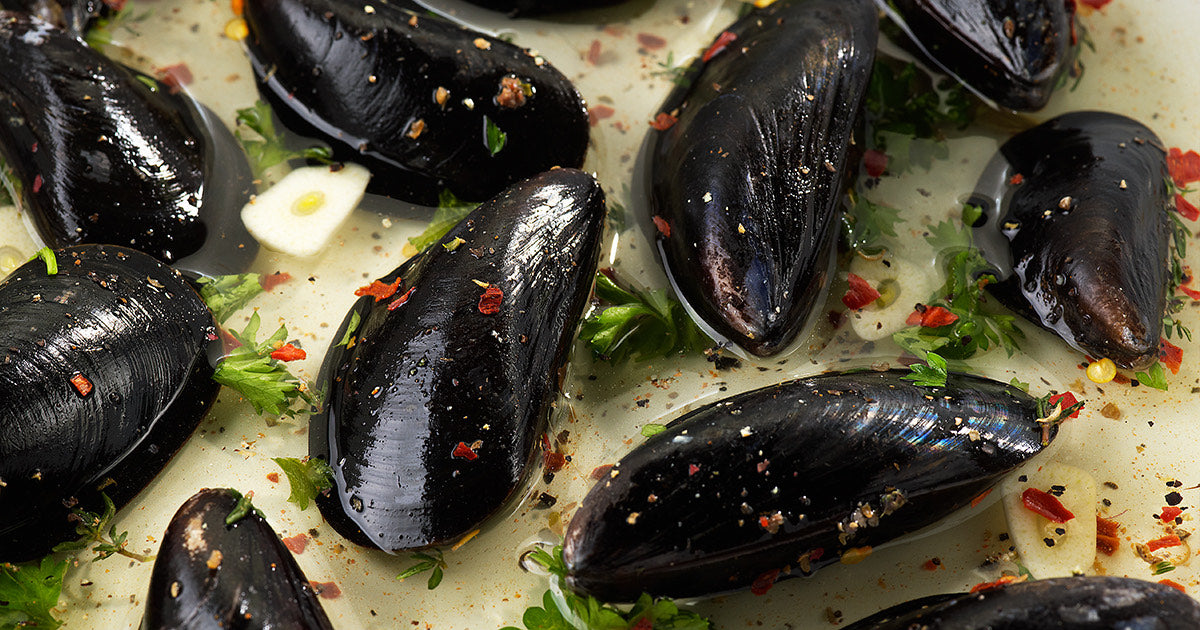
(0, 245), (219, 562)
(444, 0), (627, 16)
(0, 12), (257, 279)
(562, 370), (1052, 601)
(242, 0), (589, 205)
(311, 169), (605, 552)
(142, 488), (335, 630)
(972, 111), (1169, 369)
(0, 0), (105, 36)
(881, 0), (1075, 111)
(844, 576), (1200, 628)
(649, 0), (877, 357)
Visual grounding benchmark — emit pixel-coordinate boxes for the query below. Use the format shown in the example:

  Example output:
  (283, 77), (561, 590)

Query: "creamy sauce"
(2, 0), (1200, 627)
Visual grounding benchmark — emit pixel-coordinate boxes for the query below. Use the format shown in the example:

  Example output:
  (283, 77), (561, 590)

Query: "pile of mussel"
(0, 0), (1190, 626)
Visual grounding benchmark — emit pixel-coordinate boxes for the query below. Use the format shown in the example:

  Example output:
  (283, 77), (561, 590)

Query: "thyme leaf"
(52, 492), (154, 563)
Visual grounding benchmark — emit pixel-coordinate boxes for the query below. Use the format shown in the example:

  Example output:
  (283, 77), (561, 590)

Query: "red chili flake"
(69, 373), (93, 397)
(1048, 392), (1082, 418)
(1009, 173), (1025, 185)
(688, 463), (700, 476)
(495, 76), (526, 109)
(1159, 578), (1187, 593)
(1097, 515), (1121, 537)
(355, 278), (401, 301)
(590, 464), (614, 480)
(970, 488), (992, 508)
(206, 332), (219, 341)
(863, 149), (888, 178)
(1160, 337), (1183, 374)
(544, 451), (567, 473)
(259, 271), (292, 292)
(387, 286), (416, 311)
(270, 343), (306, 362)
(309, 581), (342, 600)
(652, 215), (671, 238)
(282, 534), (308, 554)
(1096, 533), (1120, 555)
(841, 273), (880, 310)
(701, 30), (737, 62)
(1078, 0), (1113, 8)
(921, 558), (941, 571)
(452, 441), (479, 461)
(588, 104), (615, 127)
(650, 112), (678, 131)
(809, 547), (824, 561)
(630, 619), (653, 630)
(1161, 506), (1185, 523)
(1147, 534), (1184, 552)
(636, 32), (666, 50)
(1182, 284), (1200, 301)
(478, 285), (503, 315)
(32, 174), (43, 194)
(1021, 487), (1075, 523)
(155, 63), (194, 94)
(266, 472), (280, 483)
(758, 516), (770, 528)
(919, 306), (958, 328)
(585, 39), (602, 65)
(30, 141), (37, 153)
(749, 568), (780, 595)
(1176, 195), (1199, 221)
(906, 307), (924, 326)
(969, 575), (1020, 593)
(1168, 148), (1200, 188)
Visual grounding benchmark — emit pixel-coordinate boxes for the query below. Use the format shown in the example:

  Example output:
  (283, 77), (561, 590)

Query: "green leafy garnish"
(1164, 184), (1194, 342)
(84, 5), (153, 48)
(842, 192), (903, 255)
(640, 424), (666, 437)
(1009, 378), (1030, 392)
(443, 237), (466, 251)
(484, 116), (507, 156)
(0, 557), (67, 629)
(902, 351), (948, 388)
(1153, 560), (1176, 575)
(650, 51), (691, 86)
(337, 311), (362, 348)
(1035, 393), (1086, 423)
(408, 190), (478, 251)
(396, 549), (446, 590)
(272, 456), (335, 510)
(502, 546), (709, 630)
(224, 489), (263, 525)
(29, 247), (57, 276)
(865, 61), (974, 171)
(579, 271), (711, 363)
(235, 101), (333, 178)
(212, 312), (312, 416)
(1135, 361), (1169, 391)
(52, 492), (154, 563)
(197, 273), (264, 323)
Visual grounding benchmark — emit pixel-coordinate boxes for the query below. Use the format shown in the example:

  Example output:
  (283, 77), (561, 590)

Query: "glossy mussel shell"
(242, 0), (589, 205)
(649, 0), (877, 356)
(844, 576), (1200, 629)
(881, 0), (1075, 111)
(0, 245), (219, 562)
(562, 370), (1052, 601)
(0, 0), (105, 36)
(972, 111), (1169, 369)
(142, 488), (334, 630)
(0, 12), (257, 278)
(311, 169), (605, 552)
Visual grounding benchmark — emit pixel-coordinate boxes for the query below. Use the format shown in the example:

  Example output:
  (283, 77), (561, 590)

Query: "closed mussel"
(971, 111), (1170, 369)
(844, 576), (1200, 629)
(142, 488), (334, 630)
(0, 245), (219, 561)
(562, 370), (1052, 601)
(879, 0), (1076, 111)
(0, 0), (106, 36)
(311, 169), (605, 552)
(241, 0), (589, 205)
(0, 13), (257, 278)
(649, 0), (877, 357)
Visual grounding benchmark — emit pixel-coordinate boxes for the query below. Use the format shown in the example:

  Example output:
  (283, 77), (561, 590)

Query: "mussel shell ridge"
(563, 370), (1052, 601)
(0, 245), (219, 561)
(311, 169), (606, 552)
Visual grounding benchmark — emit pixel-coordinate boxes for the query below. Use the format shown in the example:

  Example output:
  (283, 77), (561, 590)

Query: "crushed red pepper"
(1168, 147), (1200, 187)
(969, 575), (1022, 593)
(155, 63), (194, 94)
(1146, 533), (1183, 552)
(841, 273), (880, 310)
(652, 215), (671, 238)
(1161, 506), (1185, 523)
(452, 441), (479, 461)
(1048, 392), (1082, 418)
(69, 372), (93, 397)
(1159, 578), (1187, 593)
(1176, 194), (1199, 221)
(495, 76), (527, 109)
(32, 174), (43, 194)
(1021, 487), (1075, 523)
(282, 534), (308, 554)
(1096, 515), (1121, 555)
(355, 278), (401, 301)
(702, 30), (737, 62)
(270, 343), (306, 362)
(259, 271), (292, 292)
(863, 149), (887, 178)
(387, 286), (416, 311)
(1008, 173), (1024, 185)
(749, 568), (779, 595)
(478, 285), (503, 315)
(906, 304), (958, 328)
(309, 581), (342, 599)
(650, 112), (678, 131)
(1160, 337), (1183, 374)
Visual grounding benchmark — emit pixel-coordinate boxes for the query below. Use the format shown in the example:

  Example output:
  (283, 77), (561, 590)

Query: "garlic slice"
(241, 162), (371, 257)
(1001, 462), (1097, 578)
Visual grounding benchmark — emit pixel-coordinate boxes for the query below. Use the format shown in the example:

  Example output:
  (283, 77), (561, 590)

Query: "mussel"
(649, 0), (877, 357)
(971, 111), (1170, 369)
(562, 369), (1053, 601)
(0, 12), (257, 279)
(427, 0), (627, 16)
(311, 168), (605, 552)
(878, 0), (1076, 111)
(143, 488), (335, 630)
(0, 245), (219, 562)
(0, 0), (105, 36)
(843, 576), (1200, 628)
(241, 0), (589, 205)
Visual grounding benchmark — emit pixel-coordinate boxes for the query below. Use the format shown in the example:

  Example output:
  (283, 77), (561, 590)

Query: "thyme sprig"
(52, 492), (154, 563)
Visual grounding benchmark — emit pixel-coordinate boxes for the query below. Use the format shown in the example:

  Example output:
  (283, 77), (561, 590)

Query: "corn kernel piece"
(1087, 358), (1116, 384)
(225, 18), (249, 41)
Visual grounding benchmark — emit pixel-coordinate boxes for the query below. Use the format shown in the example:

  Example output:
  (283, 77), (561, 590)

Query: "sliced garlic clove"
(241, 162), (371, 257)
(1001, 462), (1097, 578)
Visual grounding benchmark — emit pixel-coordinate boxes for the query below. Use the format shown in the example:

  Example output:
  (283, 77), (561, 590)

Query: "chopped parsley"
(842, 192), (903, 256)
(408, 189), (478, 251)
(197, 273), (264, 324)
(1135, 361), (1169, 391)
(212, 312), (312, 416)
(865, 60), (974, 171)
(84, 5), (153, 48)
(396, 549), (446, 590)
(235, 101), (333, 178)
(52, 492), (153, 563)
(337, 311), (362, 349)
(640, 424), (666, 437)
(579, 270), (711, 363)
(272, 456), (335, 510)
(902, 351), (948, 388)
(0, 557), (67, 629)
(484, 116), (507, 156)
(224, 489), (263, 526)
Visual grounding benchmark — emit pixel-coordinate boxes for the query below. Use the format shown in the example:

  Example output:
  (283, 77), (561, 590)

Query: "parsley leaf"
(1135, 361), (1169, 391)
(272, 456), (335, 510)
(197, 273), (264, 324)
(224, 489), (264, 526)
(579, 271), (711, 363)
(84, 5), (153, 48)
(408, 190), (478, 251)
(502, 546), (710, 630)
(640, 424), (666, 437)
(212, 312), (312, 416)
(0, 557), (67, 629)
(52, 492), (154, 563)
(865, 61), (975, 171)
(903, 351), (948, 387)
(842, 193), (903, 256)
(396, 549), (447, 590)
(235, 101), (333, 178)
(337, 311), (362, 348)
(484, 116), (507, 156)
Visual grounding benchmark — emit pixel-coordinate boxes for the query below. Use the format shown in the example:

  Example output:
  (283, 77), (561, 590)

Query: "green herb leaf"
(640, 424), (666, 437)
(0, 557), (67, 629)
(212, 312), (312, 416)
(1135, 361), (1169, 391)
(408, 190), (478, 251)
(235, 101), (331, 178)
(865, 61), (974, 171)
(197, 273), (264, 323)
(1009, 378), (1030, 392)
(396, 549), (447, 590)
(484, 116), (507, 156)
(83, 5), (153, 48)
(903, 351), (948, 387)
(52, 492), (153, 563)
(272, 456), (335, 510)
(650, 51), (692, 87)
(337, 311), (362, 348)
(1153, 560), (1176, 575)
(580, 271), (711, 363)
(443, 237), (467, 251)
(842, 194), (903, 255)
(29, 247), (57, 276)
(224, 489), (262, 525)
